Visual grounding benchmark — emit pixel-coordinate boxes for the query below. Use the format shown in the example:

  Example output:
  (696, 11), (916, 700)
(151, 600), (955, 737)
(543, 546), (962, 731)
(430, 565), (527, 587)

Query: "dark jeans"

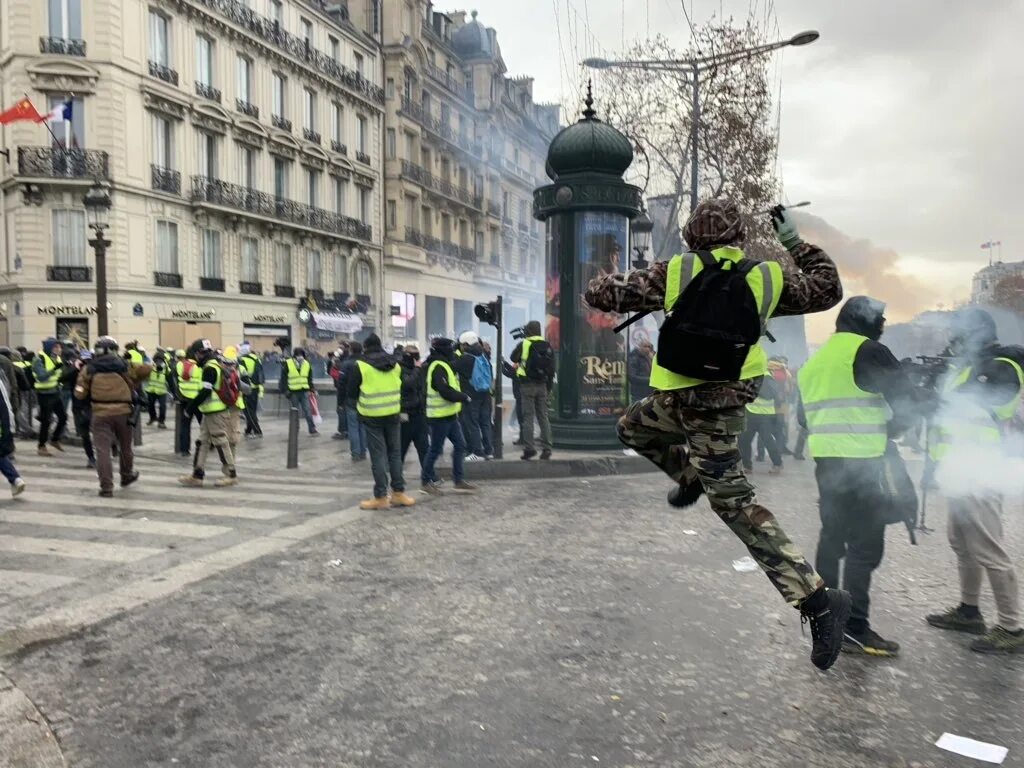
(364, 416), (404, 498)
(289, 390), (316, 433)
(92, 413), (134, 492)
(740, 413), (782, 467)
(814, 459), (887, 633)
(147, 393), (167, 424)
(336, 400), (348, 436)
(0, 455), (20, 484)
(422, 417), (465, 485)
(461, 391), (493, 456)
(243, 392), (262, 435)
(37, 391), (67, 447)
(793, 426), (808, 457)
(73, 408), (95, 463)
(401, 410), (429, 467)
(176, 403), (201, 455)
(347, 407), (367, 457)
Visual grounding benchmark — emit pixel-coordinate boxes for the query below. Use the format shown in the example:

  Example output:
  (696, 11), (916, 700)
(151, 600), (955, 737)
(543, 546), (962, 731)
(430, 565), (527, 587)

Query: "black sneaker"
(926, 605), (987, 635)
(667, 479), (705, 509)
(120, 471), (140, 488)
(521, 449), (537, 461)
(540, 450), (552, 460)
(801, 589), (852, 671)
(970, 626), (1024, 654)
(421, 482), (444, 496)
(793, 453), (805, 461)
(842, 627), (900, 657)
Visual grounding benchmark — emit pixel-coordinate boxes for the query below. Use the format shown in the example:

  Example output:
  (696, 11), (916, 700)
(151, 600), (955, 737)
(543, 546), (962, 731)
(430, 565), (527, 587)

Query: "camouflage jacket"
(584, 243), (842, 409)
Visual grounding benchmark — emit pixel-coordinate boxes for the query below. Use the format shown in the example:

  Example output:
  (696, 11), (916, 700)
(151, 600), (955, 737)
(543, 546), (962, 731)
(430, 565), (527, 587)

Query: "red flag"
(0, 98), (42, 125)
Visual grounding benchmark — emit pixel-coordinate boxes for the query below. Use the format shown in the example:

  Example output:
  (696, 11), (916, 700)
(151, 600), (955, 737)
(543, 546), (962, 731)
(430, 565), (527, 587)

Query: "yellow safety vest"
(797, 332), (889, 459)
(127, 349), (144, 364)
(516, 336), (545, 378)
(176, 360), (201, 400)
(746, 392), (777, 416)
(34, 351), (60, 391)
(286, 358), (311, 391)
(356, 360), (401, 417)
(144, 369), (168, 395)
(198, 360), (227, 414)
(426, 360), (462, 418)
(930, 358), (1024, 462)
(649, 248), (783, 391)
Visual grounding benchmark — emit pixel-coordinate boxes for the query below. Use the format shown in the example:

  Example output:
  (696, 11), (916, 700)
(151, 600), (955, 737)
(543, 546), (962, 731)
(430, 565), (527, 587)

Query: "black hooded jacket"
(950, 343), (1024, 410)
(346, 348), (400, 418)
(424, 349), (471, 420)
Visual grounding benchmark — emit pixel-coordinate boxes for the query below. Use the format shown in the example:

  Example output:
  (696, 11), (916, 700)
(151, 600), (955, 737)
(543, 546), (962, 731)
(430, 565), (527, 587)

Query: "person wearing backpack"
(172, 348), (202, 457)
(585, 198), (851, 672)
(511, 320), (554, 460)
(455, 331), (494, 460)
(179, 339), (240, 488)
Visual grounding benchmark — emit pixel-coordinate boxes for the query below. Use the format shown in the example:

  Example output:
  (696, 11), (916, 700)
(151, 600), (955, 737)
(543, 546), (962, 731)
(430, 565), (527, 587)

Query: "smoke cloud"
(793, 212), (934, 322)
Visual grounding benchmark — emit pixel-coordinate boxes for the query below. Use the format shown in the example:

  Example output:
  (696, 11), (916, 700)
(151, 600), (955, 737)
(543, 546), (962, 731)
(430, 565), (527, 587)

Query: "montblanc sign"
(37, 305), (96, 315)
(171, 309), (215, 320)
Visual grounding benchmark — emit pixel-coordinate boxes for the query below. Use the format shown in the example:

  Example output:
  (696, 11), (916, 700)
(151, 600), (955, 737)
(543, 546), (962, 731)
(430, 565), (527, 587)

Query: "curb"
(0, 671), (66, 768)
(462, 454), (655, 481)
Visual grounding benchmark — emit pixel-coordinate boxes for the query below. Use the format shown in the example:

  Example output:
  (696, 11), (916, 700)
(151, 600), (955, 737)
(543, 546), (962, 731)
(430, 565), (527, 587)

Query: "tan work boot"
(390, 491), (417, 507)
(215, 475), (238, 487)
(178, 474), (204, 487)
(49, 441), (65, 452)
(359, 496), (391, 510)
(37, 446), (51, 457)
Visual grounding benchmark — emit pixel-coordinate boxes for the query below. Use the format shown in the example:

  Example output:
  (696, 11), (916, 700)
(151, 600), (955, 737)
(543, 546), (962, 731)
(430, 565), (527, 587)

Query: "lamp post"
(584, 30), (819, 213)
(83, 182), (112, 337)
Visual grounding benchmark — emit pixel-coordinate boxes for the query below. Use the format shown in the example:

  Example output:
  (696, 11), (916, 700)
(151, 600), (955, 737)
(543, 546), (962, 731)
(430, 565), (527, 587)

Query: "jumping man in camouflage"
(585, 198), (852, 671)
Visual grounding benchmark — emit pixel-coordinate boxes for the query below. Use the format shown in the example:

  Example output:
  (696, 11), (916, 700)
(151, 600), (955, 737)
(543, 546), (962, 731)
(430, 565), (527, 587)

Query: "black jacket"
(400, 356), (425, 414)
(345, 349), (399, 417)
(951, 344), (1024, 410)
(0, 382), (14, 457)
(424, 351), (470, 420)
(453, 344), (482, 390)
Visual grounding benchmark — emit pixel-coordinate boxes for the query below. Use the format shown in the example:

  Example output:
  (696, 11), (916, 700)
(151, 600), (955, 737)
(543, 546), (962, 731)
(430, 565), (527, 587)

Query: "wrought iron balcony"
(154, 271), (183, 288)
(274, 284), (296, 298)
(200, 276), (226, 292)
(487, 200), (501, 217)
(399, 160), (482, 210)
(236, 98), (259, 119)
(151, 164), (181, 195)
(39, 36), (86, 56)
(195, 81), (221, 102)
(424, 63), (473, 103)
(148, 60), (179, 86)
(307, 288), (325, 302)
(272, 114), (292, 131)
(399, 95), (425, 123)
(240, 280), (263, 295)
(303, 128), (321, 144)
(405, 227), (476, 266)
(17, 146), (110, 181)
(190, 175), (373, 242)
(355, 150), (371, 165)
(333, 291), (350, 304)
(47, 265), (92, 282)
(330, 140), (347, 155)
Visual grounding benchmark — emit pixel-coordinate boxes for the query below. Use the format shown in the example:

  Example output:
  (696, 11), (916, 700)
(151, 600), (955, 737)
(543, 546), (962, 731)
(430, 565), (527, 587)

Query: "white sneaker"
(464, 453), (483, 462)
(11, 478), (26, 497)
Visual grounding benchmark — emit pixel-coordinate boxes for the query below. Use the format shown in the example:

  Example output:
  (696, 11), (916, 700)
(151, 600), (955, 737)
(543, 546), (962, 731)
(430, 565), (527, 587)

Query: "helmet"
(222, 345), (238, 361)
(94, 336), (119, 355)
(458, 331), (480, 347)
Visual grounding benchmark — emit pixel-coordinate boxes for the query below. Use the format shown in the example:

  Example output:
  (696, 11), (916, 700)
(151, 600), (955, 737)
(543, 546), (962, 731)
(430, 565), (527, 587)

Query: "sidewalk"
(0, 671), (65, 768)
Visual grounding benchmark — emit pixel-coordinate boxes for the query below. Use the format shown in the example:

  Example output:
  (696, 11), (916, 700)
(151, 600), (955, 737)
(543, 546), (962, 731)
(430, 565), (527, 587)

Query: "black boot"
(842, 626), (900, 657)
(667, 479), (704, 509)
(926, 604), (987, 635)
(800, 588), (852, 671)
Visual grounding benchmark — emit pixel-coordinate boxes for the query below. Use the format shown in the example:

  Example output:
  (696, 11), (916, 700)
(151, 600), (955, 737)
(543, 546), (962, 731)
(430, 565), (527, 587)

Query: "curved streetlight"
(789, 30), (820, 47)
(82, 182), (112, 336)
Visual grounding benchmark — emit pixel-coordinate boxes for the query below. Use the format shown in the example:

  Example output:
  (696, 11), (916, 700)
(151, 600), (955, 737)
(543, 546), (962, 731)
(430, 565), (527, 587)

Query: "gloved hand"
(770, 205), (803, 251)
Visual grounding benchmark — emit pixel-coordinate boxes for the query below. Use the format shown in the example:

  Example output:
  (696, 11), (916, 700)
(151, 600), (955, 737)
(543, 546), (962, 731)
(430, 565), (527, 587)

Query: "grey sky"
(465, 0), (1022, 320)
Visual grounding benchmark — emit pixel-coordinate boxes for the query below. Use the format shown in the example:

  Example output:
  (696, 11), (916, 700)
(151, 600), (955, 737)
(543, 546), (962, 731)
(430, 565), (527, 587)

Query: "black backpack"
(525, 340), (555, 381)
(656, 250), (762, 381)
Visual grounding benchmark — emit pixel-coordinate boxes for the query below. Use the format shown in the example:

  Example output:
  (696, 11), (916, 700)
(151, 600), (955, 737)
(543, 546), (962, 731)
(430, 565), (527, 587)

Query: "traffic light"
(474, 297), (502, 328)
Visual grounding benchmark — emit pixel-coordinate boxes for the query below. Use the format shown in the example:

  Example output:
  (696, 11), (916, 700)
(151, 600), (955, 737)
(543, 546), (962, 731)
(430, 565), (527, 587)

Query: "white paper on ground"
(935, 733), (1008, 764)
(683, 529), (698, 536)
(731, 556), (759, 573)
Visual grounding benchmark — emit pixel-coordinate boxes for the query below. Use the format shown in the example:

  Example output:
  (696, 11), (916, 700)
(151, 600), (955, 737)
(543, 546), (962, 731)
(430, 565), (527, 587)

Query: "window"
(152, 114), (174, 168)
(51, 210), (86, 267)
(403, 132), (414, 161)
(305, 168), (319, 207)
(274, 157), (289, 198)
(354, 52), (364, 76)
(239, 145), (256, 188)
(49, 0), (82, 38)
(425, 296), (446, 338)
(149, 11), (169, 66)
(272, 73), (286, 118)
(198, 131), (218, 177)
(301, 18), (313, 46)
(329, 36), (340, 62)
(513, 148), (520, 166)
(404, 196), (416, 230)
(386, 200), (397, 229)
(333, 253), (348, 293)
(357, 116), (367, 153)
(241, 237), (260, 282)
(49, 96), (84, 149)
(355, 261), (371, 296)
(386, 78), (395, 99)
(236, 54), (252, 102)
(269, 0), (282, 25)
(333, 176), (347, 214)
(201, 229), (222, 278)
(303, 88), (316, 131)
(306, 250), (322, 291)
(156, 220), (179, 273)
(391, 290), (416, 339)
(386, 128), (396, 159)
(359, 188), (370, 225)
(331, 103), (343, 144)
(421, 205), (432, 235)
(274, 242), (292, 286)
(195, 35), (213, 87)
(474, 230), (484, 258)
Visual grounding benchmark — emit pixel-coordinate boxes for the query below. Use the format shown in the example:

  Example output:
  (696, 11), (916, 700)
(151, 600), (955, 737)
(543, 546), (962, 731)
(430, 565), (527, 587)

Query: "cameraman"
(510, 320), (554, 460)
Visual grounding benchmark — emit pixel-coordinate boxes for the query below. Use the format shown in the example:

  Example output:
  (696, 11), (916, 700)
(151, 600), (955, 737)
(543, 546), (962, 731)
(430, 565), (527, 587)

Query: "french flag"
(39, 100), (72, 124)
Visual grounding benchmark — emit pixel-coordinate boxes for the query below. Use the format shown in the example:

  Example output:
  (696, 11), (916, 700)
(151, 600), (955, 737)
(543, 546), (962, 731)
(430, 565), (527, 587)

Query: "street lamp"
(583, 29), (819, 213)
(630, 207), (654, 269)
(83, 182), (112, 337)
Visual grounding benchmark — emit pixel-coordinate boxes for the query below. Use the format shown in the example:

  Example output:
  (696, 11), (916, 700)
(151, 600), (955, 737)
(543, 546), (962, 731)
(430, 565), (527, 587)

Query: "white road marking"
(0, 569), (77, 599)
(0, 510), (231, 539)
(0, 535), (164, 563)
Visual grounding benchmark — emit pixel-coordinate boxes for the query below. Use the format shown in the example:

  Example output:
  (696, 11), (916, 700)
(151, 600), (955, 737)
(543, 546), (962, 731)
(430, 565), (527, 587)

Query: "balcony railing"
(200, 276), (226, 292)
(330, 140), (347, 155)
(195, 81), (221, 103)
(400, 99), (481, 158)
(399, 160), (482, 210)
(502, 157), (535, 185)
(307, 288), (325, 302)
(148, 60), (179, 86)
(190, 0), (385, 104)
(190, 175), (373, 242)
(424, 63), (473, 103)
(154, 271), (183, 288)
(274, 284), (296, 298)
(236, 98), (259, 118)
(240, 280), (263, 295)
(399, 95), (425, 123)
(39, 36), (86, 56)
(272, 114), (292, 131)
(303, 128), (321, 144)
(404, 227), (476, 265)
(355, 150), (371, 165)
(17, 146), (110, 181)
(487, 200), (501, 217)
(151, 164), (181, 195)
(47, 265), (92, 282)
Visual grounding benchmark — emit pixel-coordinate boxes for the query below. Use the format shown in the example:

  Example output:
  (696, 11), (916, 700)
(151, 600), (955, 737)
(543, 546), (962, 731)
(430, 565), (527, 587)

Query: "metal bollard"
(134, 411), (143, 446)
(286, 406), (299, 469)
(174, 402), (185, 454)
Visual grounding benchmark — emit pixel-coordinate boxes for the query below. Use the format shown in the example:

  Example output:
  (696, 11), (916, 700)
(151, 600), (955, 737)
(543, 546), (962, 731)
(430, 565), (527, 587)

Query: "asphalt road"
(3, 455), (1023, 767)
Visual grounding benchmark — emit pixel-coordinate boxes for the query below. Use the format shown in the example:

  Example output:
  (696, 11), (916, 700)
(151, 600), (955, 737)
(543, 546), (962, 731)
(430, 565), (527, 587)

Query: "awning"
(312, 312), (363, 334)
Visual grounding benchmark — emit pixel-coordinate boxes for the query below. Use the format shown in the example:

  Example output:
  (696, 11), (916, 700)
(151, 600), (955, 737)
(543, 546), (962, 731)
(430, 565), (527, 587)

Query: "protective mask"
(295, 355), (305, 362)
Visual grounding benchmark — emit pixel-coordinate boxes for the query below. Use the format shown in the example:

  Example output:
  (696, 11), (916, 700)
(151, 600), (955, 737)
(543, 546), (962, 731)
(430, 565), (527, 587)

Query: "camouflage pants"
(618, 392), (824, 606)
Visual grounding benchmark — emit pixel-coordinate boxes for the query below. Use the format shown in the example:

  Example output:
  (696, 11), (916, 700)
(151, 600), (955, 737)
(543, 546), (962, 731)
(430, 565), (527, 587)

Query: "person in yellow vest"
(798, 296), (919, 658)
(510, 321), (554, 460)
(344, 334), (416, 509)
(220, 346), (245, 450)
(32, 337), (68, 456)
(171, 348), (202, 457)
(739, 372), (783, 473)
(279, 347), (319, 436)
(178, 339), (238, 487)
(144, 351), (170, 429)
(585, 198), (851, 671)
(420, 337), (476, 496)
(924, 308), (1024, 654)
(237, 341), (264, 438)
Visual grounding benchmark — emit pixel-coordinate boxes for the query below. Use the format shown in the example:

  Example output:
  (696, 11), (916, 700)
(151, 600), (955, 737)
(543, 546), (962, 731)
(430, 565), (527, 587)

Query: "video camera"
(903, 354), (953, 391)
(510, 325), (527, 341)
